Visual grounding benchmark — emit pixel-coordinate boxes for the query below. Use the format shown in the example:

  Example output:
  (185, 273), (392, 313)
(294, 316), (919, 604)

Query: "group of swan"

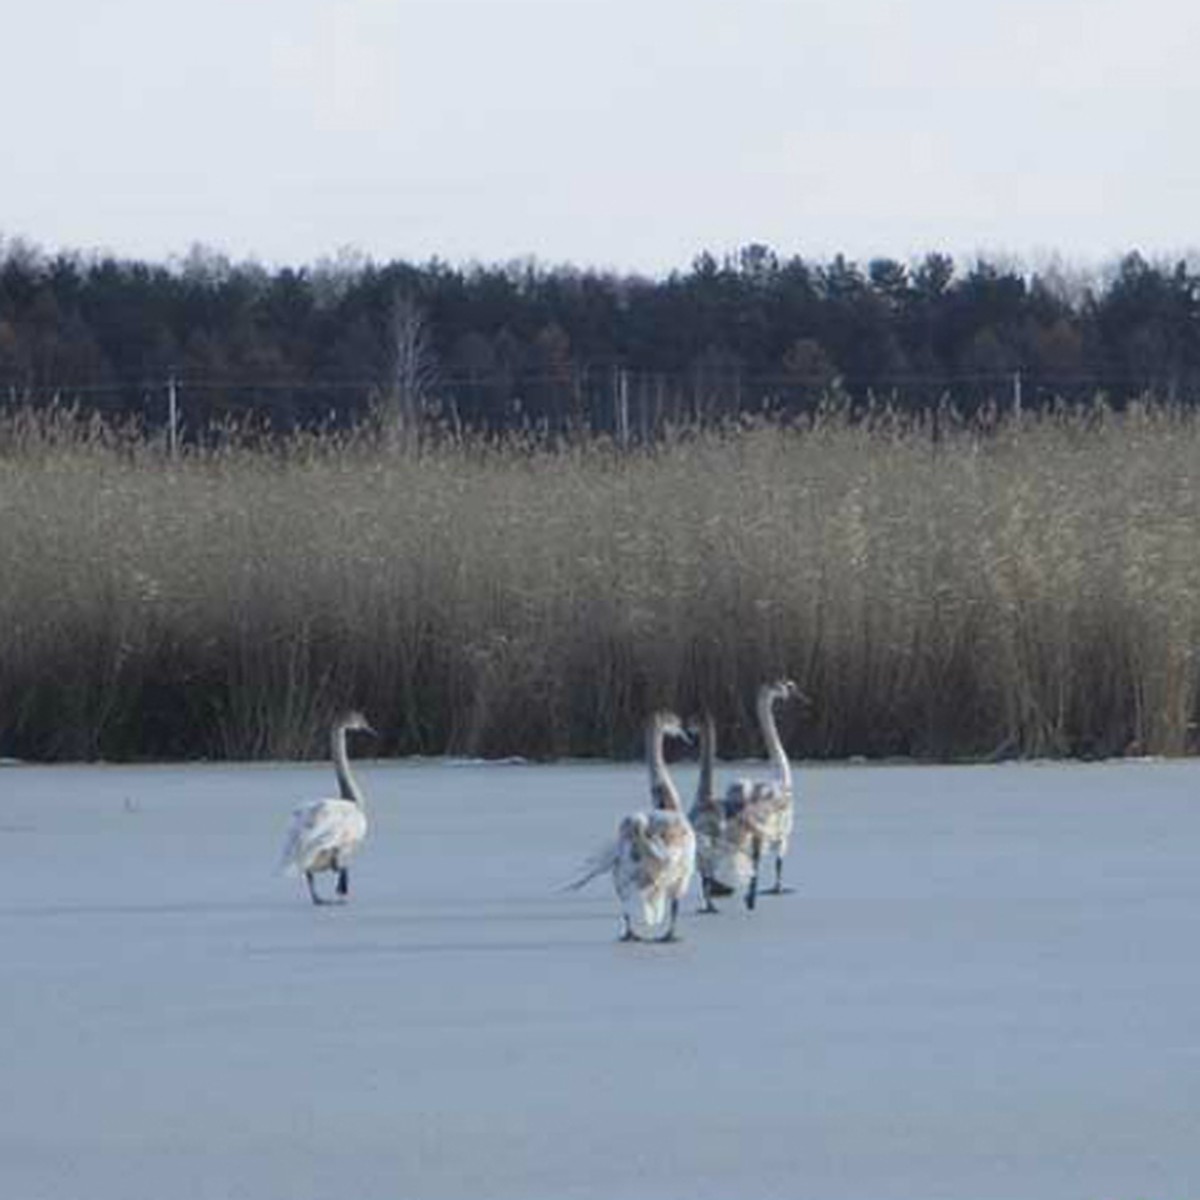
(278, 681), (803, 942)
(562, 678), (803, 942)
(691, 679), (801, 914)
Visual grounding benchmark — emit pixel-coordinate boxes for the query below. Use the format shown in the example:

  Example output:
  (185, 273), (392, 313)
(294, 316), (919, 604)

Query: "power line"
(0, 368), (1169, 394)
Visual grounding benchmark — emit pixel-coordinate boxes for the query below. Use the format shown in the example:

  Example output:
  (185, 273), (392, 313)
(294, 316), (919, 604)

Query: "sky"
(4, 0), (1199, 276)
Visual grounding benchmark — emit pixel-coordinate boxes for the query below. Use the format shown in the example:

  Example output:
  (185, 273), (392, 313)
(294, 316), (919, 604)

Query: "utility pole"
(167, 372), (179, 458)
(613, 366), (630, 449)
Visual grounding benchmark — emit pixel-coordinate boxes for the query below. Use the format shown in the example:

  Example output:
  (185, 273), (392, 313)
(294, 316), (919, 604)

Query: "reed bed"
(2, 403), (1199, 762)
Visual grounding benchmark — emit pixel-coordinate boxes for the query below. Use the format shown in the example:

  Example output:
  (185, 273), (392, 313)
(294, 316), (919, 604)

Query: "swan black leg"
(764, 852), (795, 895)
(699, 877), (720, 914)
(619, 915), (638, 942)
(746, 839), (762, 911)
(658, 897), (681, 942)
(336, 867), (350, 899)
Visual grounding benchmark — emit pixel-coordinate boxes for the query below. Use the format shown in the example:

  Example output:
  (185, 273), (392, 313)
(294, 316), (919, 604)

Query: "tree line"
(2, 237), (1199, 434)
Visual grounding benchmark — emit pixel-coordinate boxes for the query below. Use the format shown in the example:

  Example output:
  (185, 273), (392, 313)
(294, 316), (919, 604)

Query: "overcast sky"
(4, 0), (1198, 275)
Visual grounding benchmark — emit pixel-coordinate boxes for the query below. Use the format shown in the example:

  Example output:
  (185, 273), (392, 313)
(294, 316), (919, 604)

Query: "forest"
(2, 237), (1200, 435)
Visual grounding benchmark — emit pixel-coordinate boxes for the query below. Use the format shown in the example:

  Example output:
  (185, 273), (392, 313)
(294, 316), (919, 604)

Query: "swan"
(736, 679), (803, 906)
(278, 711), (376, 905)
(567, 711), (696, 942)
(688, 711), (757, 912)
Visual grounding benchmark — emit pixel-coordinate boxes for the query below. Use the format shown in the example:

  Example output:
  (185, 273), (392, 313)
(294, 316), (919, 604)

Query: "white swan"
(279, 711), (376, 905)
(735, 679), (803, 906)
(567, 711), (696, 942)
(688, 711), (757, 912)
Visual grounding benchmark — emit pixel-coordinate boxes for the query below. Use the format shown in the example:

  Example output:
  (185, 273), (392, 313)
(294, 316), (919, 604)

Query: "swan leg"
(745, 838), (762, 911)
(618, 915), (639, 942)
(658, 897), (682, 942)
(699, 877), (720, 914)
(336, 867), (350, 899)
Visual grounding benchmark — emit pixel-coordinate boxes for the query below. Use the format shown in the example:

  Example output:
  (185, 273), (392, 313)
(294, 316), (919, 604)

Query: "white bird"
(567, 710), (696, 942)
(734, 679), (804, 907)
(688, 711), (757, 913)
(278, 711), (376, 905)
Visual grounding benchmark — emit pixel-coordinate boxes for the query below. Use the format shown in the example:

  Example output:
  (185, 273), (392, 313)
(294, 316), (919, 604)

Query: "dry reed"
(2, 402), (1198, 762)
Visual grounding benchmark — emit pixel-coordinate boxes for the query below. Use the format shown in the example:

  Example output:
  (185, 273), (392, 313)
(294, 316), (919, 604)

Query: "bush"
(1, 402), (1197, 761)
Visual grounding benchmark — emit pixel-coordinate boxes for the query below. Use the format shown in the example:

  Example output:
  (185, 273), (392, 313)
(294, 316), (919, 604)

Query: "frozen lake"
(1, 756), (1197, 1199)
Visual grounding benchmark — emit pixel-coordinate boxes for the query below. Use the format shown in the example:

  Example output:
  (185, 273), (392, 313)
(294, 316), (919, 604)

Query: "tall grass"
(2, 402), (1199, 762)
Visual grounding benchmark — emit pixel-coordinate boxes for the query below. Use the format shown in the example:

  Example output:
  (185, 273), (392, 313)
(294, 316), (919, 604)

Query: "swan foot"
(768, 854), (796, 892)
(762, 883), (795, 896)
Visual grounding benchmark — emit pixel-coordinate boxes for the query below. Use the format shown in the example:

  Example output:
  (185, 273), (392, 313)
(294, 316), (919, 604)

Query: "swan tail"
(561, 839), (619, 892)
(277, 829), (303, 876)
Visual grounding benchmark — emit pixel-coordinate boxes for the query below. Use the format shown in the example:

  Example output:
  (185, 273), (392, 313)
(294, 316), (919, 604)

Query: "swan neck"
(758, 690), (792, 792)
(648, 720), (683, 813)
(332, 725), (365, 807)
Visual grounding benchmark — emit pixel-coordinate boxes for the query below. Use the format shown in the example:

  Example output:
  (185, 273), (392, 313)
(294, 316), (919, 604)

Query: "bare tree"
(376, 292), (438, 447)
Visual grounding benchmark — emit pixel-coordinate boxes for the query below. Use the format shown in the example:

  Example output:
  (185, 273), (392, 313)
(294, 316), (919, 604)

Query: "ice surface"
(1, 757), (1198, 1199)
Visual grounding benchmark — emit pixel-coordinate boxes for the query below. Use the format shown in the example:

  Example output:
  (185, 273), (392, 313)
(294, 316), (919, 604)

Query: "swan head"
(336, 710), (377, 737)
(725, 778), (754, 808)
(765, 679), (806, 705)
(651, 710), (691, 744)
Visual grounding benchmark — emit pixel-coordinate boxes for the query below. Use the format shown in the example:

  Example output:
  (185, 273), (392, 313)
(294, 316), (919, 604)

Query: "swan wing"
(642, 813), (696, 895)
(278, 799), (365, 874)
(710, 829), (756, 888)
(741, 781), (793, 844)
(614, 833), (667, 904)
